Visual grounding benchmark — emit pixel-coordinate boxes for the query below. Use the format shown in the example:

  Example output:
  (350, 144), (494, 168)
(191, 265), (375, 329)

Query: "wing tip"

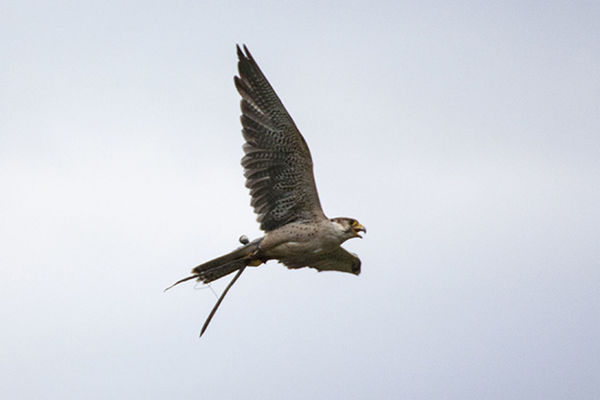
(350, 252), (361, 275)
(236, 43), (253, 61)
(235, 44), (254, 84)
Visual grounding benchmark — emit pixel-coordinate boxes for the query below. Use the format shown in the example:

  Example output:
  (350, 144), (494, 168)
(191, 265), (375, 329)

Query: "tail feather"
(196, 259), (248, 283)
(191, 238), (262, 283)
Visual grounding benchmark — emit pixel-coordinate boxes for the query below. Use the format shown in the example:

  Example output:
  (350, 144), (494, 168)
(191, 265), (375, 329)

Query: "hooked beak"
(353, 224), (366, 238)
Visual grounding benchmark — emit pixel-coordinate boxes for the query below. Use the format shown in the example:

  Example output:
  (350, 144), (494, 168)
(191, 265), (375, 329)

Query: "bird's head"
(330, 217), (367, 240)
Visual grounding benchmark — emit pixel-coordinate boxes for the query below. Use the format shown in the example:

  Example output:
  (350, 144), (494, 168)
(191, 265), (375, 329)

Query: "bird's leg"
(199, 265), (246, 337)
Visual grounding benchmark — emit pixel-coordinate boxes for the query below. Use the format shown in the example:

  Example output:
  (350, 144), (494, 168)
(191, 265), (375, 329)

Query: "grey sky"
(1, 1), (599, 399)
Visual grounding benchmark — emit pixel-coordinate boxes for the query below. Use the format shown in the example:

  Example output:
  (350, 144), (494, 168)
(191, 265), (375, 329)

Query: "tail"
(191, 237), (262, 283)
(164, 238), (263, 291)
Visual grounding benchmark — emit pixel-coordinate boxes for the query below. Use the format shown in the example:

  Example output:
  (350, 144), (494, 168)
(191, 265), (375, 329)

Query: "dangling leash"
(199, 266), (246, 337)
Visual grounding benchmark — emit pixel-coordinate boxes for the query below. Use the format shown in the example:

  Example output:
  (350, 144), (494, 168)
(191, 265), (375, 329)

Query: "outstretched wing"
(235, 45), (326, 232)
(281, 247), (361, 275)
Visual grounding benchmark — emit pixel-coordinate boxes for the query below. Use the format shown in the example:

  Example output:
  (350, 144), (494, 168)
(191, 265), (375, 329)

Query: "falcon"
(167, 45), (366, 336)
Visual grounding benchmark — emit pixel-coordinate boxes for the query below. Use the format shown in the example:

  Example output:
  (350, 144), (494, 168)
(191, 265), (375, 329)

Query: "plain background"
(1, 1), (599, 398)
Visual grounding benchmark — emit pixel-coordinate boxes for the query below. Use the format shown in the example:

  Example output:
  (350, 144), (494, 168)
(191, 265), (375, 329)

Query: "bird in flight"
(167, 45), (366, 336)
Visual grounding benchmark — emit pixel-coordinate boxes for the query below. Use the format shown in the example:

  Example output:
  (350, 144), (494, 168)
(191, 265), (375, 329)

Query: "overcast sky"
(1, 1), (599, 399)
